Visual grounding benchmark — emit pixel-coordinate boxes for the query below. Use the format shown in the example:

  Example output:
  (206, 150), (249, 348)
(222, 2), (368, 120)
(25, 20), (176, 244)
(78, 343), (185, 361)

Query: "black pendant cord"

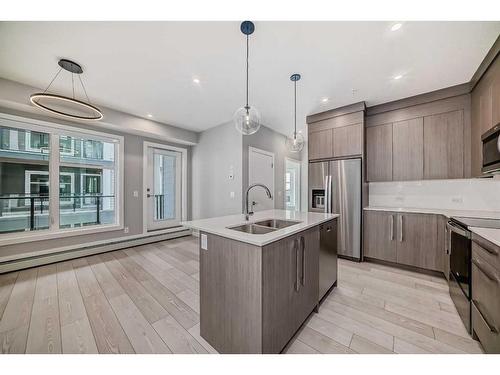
(294, 80), (297, 139)
(246, 34), (249, 110)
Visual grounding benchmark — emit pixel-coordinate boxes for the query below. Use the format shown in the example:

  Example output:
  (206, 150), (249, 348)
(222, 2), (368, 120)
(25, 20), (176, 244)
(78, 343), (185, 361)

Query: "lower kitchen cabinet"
(262, 226), (319, 353)
(471, 240), (500, 353)
(363, 211), (396, 262)
(364, 210), (444, 273)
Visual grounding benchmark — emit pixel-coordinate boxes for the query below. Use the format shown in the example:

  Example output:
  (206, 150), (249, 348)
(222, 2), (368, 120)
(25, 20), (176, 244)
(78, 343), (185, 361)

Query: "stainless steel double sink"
(228, 219), (301, 234)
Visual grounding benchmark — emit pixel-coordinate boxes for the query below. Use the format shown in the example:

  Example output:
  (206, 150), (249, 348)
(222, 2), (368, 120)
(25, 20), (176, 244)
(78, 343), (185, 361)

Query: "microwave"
(482, 123), (500, 174)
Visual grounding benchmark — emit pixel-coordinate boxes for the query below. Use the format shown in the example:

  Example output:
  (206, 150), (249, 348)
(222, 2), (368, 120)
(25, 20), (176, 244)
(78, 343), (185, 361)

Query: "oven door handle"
(446, 221), (471, 239)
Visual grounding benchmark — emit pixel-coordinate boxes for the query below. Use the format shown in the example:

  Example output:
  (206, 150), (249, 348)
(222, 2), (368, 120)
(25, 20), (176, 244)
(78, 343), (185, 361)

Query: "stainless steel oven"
(447, 219), (472, 333)
(482, 123), (500, 174)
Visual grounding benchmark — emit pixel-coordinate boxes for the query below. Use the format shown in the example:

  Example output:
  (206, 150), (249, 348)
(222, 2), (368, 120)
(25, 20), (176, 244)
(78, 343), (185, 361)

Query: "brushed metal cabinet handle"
(300, 236), (305, 286)
(399, 215), (404, 242)
(389, 215), (394, 241)
(473, 300), (498, 334)
(295, 238), (300, 292)
(472, 257), (500, 283)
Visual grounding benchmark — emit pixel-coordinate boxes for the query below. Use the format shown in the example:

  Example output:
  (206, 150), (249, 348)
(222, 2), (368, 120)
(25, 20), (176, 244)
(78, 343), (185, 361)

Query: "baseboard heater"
(0, 229), (192, 274)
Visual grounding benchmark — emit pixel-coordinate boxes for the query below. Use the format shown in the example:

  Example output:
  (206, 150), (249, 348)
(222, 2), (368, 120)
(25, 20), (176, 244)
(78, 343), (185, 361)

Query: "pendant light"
(30, 59), (103, 121)
(233, 21), (261, 135)
(286, 73), (304, 152)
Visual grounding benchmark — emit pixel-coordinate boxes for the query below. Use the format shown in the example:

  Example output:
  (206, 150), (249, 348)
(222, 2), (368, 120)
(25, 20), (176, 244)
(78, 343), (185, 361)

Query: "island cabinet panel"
(200, 224), (324, 354)
(392, 118), (424, 181)
(261, 235), (297, 354)
(363, 211), (397, 262)
(396, 213), (441, 272)
(308, 128), (333, 160)
(423, 110), (464, 179)
(262, 226), (320, 354)
(199, 233), (263, 354)
(366, 123), (393, 182)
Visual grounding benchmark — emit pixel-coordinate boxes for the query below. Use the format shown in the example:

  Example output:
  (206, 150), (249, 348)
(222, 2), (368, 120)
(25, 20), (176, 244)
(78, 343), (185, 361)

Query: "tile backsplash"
(369, 178), (500, 211)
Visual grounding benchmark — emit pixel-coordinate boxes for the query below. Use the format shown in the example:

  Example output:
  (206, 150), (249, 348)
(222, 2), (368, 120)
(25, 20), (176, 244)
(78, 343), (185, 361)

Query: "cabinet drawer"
(472, 236), (500, 272)
(472, 302), (500, 353)
(471, 252), (500, 354)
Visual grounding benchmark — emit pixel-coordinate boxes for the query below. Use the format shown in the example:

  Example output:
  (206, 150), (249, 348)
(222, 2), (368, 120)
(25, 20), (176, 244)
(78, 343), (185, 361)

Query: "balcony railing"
(0, 194), (115, 234)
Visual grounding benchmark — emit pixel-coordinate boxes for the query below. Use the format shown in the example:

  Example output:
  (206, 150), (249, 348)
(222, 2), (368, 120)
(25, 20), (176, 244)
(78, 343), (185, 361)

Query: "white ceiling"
(0, 21), (499, 136)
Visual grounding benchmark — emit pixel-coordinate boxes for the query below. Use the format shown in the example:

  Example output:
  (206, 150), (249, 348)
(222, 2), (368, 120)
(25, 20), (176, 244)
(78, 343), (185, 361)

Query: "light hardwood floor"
(0, 236), (483, 354)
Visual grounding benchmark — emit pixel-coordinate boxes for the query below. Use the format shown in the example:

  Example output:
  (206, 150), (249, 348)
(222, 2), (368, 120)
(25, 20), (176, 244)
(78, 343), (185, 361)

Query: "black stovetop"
(450, 216), (500, 229)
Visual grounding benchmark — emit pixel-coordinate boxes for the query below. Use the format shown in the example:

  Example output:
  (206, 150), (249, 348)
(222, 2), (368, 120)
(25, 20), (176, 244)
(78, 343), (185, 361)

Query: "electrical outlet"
(133, 190), (139, 198)
(451, 196), (463, 204)
(124, 227), (129, 233)
(230, 191), (235, 198)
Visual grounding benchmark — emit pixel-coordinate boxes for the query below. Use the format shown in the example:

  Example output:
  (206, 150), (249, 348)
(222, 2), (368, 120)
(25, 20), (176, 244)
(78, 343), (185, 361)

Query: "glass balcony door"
(146, 146), (182, 231)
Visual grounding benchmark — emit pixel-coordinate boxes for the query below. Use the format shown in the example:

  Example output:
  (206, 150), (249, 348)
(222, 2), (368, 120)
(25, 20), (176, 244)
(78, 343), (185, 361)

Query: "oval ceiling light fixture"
(286, 74), (304, 153)
(391, 22), (403, 31)
(233, 21), (261, 135)
(30, 59), (103, 121)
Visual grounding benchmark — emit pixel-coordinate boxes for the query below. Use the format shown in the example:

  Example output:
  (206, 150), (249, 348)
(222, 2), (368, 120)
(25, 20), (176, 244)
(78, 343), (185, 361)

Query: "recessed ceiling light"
(147, 114), (153, 118)
(393, 74), (403, 80)
(391, 23), (402, 32)
(192, 78), (200, 84)
(321, 97), (329, 103)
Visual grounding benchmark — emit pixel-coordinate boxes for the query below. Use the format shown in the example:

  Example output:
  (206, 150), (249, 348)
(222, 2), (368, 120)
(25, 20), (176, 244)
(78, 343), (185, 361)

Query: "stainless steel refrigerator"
(309, 158), (362, 261)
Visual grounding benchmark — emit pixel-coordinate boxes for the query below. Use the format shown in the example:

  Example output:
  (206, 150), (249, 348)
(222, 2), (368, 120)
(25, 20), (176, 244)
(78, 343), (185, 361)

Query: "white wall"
(369, 178), (500, 211)
(191, 122), (243, 219)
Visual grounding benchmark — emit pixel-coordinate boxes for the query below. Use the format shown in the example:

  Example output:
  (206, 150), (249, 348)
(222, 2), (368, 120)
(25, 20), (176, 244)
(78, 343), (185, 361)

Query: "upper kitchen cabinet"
(366, 123), (393, 181)
(366, 86), (471, 181)
(308, 128), (333, 160)
(307, 102), (365, 161)
(393, 118), (424, 181)
(471, 50), (500, 176)
(423, 110), (464, 179)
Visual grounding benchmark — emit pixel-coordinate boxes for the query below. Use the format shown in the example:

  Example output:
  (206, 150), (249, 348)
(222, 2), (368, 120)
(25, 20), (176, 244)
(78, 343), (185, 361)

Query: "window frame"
(0, 112), (124, 246)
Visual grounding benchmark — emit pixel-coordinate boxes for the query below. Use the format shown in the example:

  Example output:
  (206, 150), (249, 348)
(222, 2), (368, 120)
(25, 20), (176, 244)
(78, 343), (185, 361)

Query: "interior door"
(248, 147), (274, 212)
(146, 147), (182, 231)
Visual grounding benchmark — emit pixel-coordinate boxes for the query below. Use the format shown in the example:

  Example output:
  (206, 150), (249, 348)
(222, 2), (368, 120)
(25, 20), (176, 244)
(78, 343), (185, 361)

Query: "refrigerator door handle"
(323, 175), (329, 213)
(327, 175), (333, 214)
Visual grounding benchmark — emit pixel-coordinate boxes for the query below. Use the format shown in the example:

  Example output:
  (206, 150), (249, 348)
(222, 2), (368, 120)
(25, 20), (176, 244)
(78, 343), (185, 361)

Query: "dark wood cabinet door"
(261, 234), (297, 354)
(437, 215), (449, 279)
(396, 213), (441, 271)
(294, 227), (320, 329)
(366, 123), (393, 181)
(423, 110), (464, 179)
(333, 123), (363, 157)
(308, 128), (333, 160)
(393, 118), (424, 181)
(363, 211), (397, 262)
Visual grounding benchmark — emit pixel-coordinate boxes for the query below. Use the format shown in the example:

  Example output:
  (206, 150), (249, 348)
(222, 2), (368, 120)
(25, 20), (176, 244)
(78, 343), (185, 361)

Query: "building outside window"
(0, 116), (122, 238)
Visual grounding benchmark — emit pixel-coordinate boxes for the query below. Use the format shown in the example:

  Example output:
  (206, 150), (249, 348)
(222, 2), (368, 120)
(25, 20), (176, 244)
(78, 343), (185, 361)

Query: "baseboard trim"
(0, 229), (192, 274)
(363, 256), (445, 279)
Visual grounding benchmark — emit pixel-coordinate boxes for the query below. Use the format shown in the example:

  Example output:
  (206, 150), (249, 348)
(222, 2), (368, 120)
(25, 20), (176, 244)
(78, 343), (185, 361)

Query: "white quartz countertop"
(364, 206), (500, 219)
(181, 209), (339, 247)
(470, 227), (500, 248)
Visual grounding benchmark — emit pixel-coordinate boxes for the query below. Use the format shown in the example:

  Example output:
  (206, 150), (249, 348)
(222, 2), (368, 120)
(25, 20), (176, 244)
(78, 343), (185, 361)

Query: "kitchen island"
(182, 209), (338, 354)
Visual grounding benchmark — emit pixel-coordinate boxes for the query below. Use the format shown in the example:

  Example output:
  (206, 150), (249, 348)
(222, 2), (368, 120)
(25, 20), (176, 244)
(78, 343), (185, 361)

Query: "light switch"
(201, 234), (208, 250)
(230, 191), (235, 198)
(133, 190), (139, 197)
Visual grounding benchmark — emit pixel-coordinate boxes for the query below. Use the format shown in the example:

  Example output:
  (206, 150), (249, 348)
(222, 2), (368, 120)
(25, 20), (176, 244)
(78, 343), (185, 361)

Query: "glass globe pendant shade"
(233, 105), (261, 135)
(286, 132), (304, 152)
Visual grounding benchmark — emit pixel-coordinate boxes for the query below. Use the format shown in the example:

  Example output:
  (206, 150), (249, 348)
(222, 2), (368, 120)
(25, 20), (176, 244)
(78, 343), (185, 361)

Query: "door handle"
(300, 236), (305, 286)
(295, 238), (300, 292)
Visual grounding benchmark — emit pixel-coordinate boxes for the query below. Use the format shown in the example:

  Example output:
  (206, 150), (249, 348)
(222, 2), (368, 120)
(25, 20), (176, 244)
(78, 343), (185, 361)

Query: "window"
(0, 114), (123, 242)
(0, 126), (50, 234)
